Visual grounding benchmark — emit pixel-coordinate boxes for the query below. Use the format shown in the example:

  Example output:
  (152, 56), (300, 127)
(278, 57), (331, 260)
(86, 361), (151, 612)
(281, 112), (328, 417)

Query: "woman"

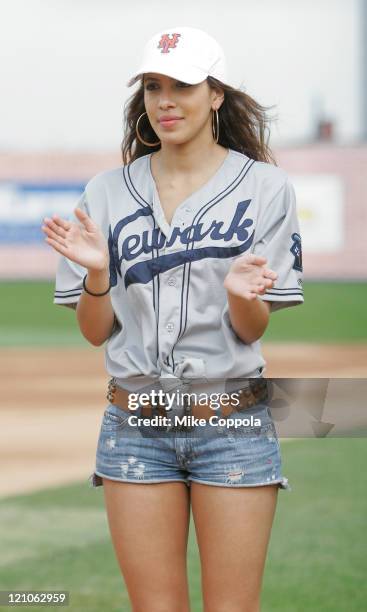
(43, 26), (303, 612)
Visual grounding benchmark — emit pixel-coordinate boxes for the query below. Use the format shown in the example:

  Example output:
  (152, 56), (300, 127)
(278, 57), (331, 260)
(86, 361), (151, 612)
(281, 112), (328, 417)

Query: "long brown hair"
(121, 76), (278, 166)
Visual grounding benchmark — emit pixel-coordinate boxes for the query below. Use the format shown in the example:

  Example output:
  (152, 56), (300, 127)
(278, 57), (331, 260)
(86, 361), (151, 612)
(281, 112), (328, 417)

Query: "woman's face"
(143, 73), (223, 146)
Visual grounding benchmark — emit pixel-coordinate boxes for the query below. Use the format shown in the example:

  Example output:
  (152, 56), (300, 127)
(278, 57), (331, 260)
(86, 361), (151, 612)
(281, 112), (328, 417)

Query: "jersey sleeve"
(252, 177), (304, 313)
(53, 191), (89, 308)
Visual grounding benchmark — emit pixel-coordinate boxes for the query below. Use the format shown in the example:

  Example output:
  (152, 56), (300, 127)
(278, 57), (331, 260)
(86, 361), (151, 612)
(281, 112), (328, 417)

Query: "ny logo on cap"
(157, 33), (181, 54)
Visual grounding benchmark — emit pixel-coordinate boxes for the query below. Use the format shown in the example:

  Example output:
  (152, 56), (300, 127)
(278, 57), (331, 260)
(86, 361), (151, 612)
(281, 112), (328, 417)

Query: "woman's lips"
(159, 118), (183, 127)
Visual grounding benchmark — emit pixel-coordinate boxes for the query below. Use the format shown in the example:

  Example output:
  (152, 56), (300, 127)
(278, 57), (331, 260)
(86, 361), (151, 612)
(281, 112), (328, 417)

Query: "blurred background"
(1, 1), (366, 611)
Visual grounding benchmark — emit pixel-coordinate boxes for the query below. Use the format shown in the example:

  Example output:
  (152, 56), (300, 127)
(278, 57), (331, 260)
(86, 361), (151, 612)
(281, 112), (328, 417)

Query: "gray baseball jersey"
(53, 149), (304, 389)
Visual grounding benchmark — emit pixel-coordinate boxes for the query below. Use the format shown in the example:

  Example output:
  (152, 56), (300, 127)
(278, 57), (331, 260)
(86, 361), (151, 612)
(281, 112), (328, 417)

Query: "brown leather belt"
(106, 377), (269, 420)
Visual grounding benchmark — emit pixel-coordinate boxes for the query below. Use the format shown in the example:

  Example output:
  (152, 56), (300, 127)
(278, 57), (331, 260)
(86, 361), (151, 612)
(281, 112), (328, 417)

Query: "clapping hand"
(42, 208), (109, 272)
(223, 253), (277, 301)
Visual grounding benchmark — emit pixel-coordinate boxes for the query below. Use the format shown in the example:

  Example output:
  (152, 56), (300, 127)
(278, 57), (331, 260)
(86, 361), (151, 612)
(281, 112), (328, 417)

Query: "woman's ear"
(211, 86), (225, 111)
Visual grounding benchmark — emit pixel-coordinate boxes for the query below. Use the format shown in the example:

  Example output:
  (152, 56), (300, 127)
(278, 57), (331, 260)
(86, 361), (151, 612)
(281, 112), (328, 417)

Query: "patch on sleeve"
(290, 232), (303, 272)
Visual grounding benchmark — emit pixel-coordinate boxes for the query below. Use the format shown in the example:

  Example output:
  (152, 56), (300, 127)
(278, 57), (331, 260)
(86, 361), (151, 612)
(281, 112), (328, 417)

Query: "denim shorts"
(88, 400), (291, 491)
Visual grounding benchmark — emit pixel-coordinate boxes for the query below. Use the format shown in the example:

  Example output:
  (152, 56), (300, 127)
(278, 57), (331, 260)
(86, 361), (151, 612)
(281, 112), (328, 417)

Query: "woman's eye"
(144, 81), (191, 90)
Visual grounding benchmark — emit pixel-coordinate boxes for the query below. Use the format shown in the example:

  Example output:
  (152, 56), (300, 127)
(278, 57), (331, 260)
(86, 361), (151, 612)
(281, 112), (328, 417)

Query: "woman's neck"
(152, 139), (228, 178)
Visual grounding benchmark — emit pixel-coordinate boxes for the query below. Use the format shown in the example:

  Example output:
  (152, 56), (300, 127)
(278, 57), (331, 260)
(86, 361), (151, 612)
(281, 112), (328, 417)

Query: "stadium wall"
(0, 145), (365, 280)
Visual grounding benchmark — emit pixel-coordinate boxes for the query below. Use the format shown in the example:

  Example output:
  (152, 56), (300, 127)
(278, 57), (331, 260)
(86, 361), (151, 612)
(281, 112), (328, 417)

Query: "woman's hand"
(223, 253), (278, 300)
(42, 208), (109, 272)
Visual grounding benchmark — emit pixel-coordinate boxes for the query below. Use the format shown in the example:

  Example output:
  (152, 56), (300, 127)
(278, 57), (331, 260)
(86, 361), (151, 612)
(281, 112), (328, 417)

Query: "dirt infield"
(1, 343), (366, 499)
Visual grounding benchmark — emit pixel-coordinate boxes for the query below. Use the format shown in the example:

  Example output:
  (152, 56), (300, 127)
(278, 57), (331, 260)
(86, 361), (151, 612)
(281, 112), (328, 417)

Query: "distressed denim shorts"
(88, 400), (291, 491)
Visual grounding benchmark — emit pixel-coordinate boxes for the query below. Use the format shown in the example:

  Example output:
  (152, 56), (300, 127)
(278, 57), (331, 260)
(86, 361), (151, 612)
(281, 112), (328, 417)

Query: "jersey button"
(185, 206), (192, 212)
(167, 277), (176, 286)
(166, 322), (174, 333)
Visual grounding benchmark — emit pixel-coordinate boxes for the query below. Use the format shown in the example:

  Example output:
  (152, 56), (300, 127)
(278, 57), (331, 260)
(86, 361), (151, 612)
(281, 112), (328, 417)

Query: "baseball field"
(1, 280), (366, 611)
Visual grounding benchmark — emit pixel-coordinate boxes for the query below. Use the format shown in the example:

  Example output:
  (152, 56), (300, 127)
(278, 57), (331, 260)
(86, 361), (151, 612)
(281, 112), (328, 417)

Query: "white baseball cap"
(126, 26), (228, 87)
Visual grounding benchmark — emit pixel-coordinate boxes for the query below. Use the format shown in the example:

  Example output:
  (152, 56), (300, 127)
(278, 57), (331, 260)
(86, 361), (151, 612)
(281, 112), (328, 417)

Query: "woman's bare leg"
(102, 478), (191, 612)
(190, 482), (278, 612)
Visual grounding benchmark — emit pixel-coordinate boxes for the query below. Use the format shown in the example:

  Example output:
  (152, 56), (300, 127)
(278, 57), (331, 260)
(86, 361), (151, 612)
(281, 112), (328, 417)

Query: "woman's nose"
(158, 98), (176, 109)
(157, 91), (176, 109)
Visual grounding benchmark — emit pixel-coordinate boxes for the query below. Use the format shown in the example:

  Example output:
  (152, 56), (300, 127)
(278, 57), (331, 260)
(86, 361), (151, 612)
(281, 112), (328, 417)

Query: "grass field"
(0, 280), (367, 345)
(1, 438), (366, 612)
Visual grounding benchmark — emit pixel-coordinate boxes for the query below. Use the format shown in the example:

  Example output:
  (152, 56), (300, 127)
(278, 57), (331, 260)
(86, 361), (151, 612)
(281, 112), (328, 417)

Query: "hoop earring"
(136, 112), (161, 147)
(212, 108), (219, 143)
